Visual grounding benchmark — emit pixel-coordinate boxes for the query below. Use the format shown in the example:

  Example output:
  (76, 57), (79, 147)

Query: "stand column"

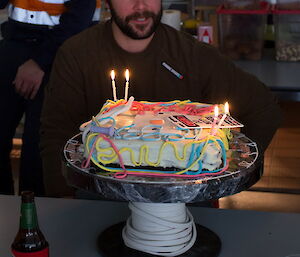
(98, 202), (221, 257)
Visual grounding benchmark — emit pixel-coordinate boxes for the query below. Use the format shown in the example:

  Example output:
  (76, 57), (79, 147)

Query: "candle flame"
(125, 69), (130, 82)
(225, 102), (229, 114)
(111, 70), (115, 80)
(214, 105), (219, 117)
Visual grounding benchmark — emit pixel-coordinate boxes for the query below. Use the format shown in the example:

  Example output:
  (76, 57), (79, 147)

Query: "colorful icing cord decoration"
(83, 133), (127, 173)
(176, 127), (202, 140)
(100, 100), (215, 117)
(83, 132), (229, 179)
(114, 125), (135, 139)
(114, 161), (229, 179)
(81, 100), (234, 179)
(114, 124), (188, 142)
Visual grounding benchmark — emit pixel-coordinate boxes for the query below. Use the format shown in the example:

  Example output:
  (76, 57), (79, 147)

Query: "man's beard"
(110, 6), (162, 40)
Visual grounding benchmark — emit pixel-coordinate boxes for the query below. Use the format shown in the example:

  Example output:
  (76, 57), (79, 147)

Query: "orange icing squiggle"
(101, 100), (216, 117)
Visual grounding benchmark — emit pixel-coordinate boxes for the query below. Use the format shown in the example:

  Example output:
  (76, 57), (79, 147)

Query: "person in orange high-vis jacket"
(0, 0), (100, 196)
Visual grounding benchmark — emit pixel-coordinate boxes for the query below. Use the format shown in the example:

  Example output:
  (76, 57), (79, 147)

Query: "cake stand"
(62, 131), (261, 257)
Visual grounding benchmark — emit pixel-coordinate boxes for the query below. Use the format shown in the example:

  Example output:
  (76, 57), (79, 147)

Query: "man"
(41, 0), (281, 197)
(0, 0), (99, 195)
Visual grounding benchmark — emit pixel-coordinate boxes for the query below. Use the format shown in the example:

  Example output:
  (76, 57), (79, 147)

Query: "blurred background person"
(0, 0), (100, 195)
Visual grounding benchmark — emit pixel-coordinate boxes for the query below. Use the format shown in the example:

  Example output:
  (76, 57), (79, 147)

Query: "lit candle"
(110, 70), (117, 102)
(211, 105), (219, 135)
(217, 102), (229, 128)
(124, 69), (130, 101)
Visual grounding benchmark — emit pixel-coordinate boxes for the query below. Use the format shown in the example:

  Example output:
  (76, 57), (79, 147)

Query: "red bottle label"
(12, 247), (49, 257)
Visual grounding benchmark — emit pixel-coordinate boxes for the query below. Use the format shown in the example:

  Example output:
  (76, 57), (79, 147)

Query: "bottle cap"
(183, 19), (199, 29)
(21, 191), (35, 203)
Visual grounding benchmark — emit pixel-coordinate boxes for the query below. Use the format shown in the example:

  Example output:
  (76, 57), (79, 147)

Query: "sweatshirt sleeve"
(202, 49), (282, 153)
(31, 0), (96, 72)
(40, 43), (88, 197)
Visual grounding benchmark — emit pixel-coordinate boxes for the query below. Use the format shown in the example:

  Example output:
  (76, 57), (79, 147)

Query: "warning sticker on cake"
(168, 115), (200, 128)
(168, 115), (244, 129)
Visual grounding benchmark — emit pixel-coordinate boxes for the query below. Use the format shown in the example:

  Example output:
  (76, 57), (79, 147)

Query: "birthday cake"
(79, 97), (243, 179)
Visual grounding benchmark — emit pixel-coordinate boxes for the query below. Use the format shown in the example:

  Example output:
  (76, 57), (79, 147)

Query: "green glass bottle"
(11, 191), (49, 257)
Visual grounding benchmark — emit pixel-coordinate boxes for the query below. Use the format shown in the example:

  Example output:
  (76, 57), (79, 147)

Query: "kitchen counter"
(235, 49), (300, 102)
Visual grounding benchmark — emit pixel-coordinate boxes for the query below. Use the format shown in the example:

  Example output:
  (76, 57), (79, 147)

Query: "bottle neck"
(20, 202), (38, 230)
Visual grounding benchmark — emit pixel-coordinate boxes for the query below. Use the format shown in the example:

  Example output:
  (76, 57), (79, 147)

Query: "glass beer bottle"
(11, 191), (49, 257)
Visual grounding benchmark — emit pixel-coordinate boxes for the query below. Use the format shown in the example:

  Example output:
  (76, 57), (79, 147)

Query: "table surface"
(1, 195), (300, 257)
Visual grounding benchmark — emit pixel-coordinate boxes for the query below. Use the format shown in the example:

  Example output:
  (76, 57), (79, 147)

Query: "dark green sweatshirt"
(41, 21), (281, 196)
